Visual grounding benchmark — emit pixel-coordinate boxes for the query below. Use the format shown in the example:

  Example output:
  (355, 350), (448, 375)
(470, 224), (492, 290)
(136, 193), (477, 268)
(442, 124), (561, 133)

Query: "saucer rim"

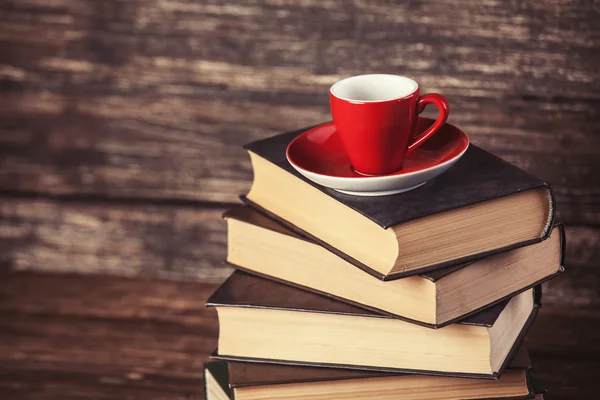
(286, 121), (470, 183)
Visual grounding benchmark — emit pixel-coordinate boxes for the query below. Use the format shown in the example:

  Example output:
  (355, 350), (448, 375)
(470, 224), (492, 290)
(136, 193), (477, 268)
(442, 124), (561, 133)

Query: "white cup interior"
(330, 74), (418, 102)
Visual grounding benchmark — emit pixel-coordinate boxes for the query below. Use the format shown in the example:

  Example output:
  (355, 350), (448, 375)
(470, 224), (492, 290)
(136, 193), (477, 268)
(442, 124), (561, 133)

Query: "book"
(243, 127), (555, 279)
(205, 361), (231, 400)
(225, 206), (564, 327)
(204, 347), (542, 399)
(207, 271), (540, 378)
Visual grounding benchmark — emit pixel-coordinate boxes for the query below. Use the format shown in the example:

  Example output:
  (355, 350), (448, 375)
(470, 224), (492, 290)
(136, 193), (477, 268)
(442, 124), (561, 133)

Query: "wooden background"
(0, 0), (599, 399)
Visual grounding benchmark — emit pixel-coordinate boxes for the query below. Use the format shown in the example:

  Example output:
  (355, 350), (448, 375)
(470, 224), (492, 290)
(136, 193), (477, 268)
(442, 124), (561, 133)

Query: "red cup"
(330, 74), (450, 176)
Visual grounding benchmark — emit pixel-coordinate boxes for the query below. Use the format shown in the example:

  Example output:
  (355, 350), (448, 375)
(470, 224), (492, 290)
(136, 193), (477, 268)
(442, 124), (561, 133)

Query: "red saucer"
(287, 118), (469, 179)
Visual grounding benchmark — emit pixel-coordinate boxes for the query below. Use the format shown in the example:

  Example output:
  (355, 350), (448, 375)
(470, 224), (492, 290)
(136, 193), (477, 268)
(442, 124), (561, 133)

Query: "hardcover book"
(207, 271), (541, 378)
(204, 348), (544, 399)
(225, 206), (563, 327)
(205, 361), (231, 400)
(243, 126), (555, 279)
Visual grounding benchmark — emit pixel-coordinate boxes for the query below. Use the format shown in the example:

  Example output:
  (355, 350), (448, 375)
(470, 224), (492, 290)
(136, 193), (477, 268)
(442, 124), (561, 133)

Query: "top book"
(243, 125), (555, 280)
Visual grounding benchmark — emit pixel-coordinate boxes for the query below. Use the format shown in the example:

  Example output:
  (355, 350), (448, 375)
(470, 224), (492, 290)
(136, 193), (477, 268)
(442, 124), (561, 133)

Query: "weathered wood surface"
(0, 270), (217, 400)
(0, 198), (598, 313)
(0, 197), (230, 282)
(0, 270), (596, 400)
(1, 0), (599, 224)
(525, 308), (600, 400)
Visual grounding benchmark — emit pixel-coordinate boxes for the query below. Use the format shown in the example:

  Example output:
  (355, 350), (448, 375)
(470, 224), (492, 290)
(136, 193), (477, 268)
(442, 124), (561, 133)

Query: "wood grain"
(525, 307), (600, 400)
(0, 0), (597, 97)
(1, 197), (598, 311)
(0, 197), (231, 282)
(0, 270), (597, 399)
(0, 270), (218, 400)
(1, 0), (599, 224)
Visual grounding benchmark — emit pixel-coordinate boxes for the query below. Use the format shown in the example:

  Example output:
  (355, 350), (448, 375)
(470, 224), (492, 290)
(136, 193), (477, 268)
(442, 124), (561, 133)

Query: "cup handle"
(405, 93), (450, 155)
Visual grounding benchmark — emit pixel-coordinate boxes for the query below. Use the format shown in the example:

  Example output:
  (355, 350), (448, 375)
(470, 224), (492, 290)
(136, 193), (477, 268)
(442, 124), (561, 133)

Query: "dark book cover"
(242, 195), (554, 281)
(224, 206), (470, 281)
(529, 375), (547, 398)
(225, 206), (564, 328)
(226, 346), (531, 388)
(204, 361), (231, 399)
(207, 271), (541, 379)
(207, 270), (508, 326)
(205, 359), (540, 399)
(243, 125), (555, 280)
(225, 206), (565, 285)
(244, 126), (554, 230)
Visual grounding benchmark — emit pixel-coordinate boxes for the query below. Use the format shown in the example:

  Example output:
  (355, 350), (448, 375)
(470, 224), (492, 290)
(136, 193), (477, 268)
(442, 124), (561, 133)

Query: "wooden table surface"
(0, 270), (597, 400)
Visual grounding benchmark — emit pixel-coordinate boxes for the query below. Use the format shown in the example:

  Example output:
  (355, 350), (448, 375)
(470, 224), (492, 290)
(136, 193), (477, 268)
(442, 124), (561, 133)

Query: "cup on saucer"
(330, 74), (450, 176)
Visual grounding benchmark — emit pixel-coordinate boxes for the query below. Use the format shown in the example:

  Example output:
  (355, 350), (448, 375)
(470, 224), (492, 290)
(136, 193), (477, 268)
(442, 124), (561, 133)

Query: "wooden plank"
(0, 271), (598, 399)
(541, 225), (600, 308)
(0, 0), (599, 223)
(1, 197), (599, 307)
(524, 358), (599, 400)
(527, 307), (600, 360)
(0, 197), (232, 282)
(526, 307), (600, 400)
(0, 271), (217, 400)
(0, 0), (598, 98)
(542, 269), (600, 310)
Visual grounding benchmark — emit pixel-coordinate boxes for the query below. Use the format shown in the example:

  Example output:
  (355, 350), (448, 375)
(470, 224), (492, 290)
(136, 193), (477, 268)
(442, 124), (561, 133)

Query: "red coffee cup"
(330, 74), (450, 176)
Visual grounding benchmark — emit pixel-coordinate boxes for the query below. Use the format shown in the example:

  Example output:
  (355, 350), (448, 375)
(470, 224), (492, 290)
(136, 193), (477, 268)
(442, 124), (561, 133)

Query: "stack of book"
(204, 125), (564, 400)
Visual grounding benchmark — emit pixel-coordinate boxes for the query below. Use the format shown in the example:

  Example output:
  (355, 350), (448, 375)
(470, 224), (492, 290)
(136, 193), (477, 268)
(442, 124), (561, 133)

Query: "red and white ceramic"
(286, 118), (469, 196)
(330, 74), (449, 176)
